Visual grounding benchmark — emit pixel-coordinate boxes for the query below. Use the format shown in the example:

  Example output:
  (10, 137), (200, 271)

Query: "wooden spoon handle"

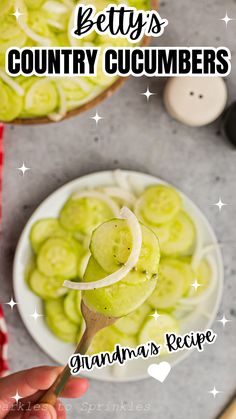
(219, 399), (236, 419)
(37, 328), (93, 407)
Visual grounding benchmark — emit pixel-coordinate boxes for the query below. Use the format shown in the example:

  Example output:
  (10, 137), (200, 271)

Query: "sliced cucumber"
(59, 78), (94, 102)
(25, 0), (46, 9)
(161, 211), (196, 257)
(114, 303), (150, 335)
(66, 237), (85, 259)
(78, 251), (91, 279)
(82, 0), (116, 13)
(135, 208), (171, 245)
(129, 0), (150, 10)
(37, 237), (77, 279)
(0, 15), (24, 41)
(97, 35), (131, 48)
(45, 298), (79, 343)
(59, 196), (114, 235)
(137, 185), (182, 225)
(24, 80), (58, 117)
(149, 224), (171, 245)
(83, 256), (157, 317)
(29, 269), (67, 299)
(0, 81), (23, 122)
(165, 259), (195, 296)
(88, 325), (137, 355)
(30, 218), (67, 253)
(148, 259), (186, 309)
(89, 46), (117, 87)
(24, 256), (36, 284)
(90, 219), (160, 275)
(64, 290), (82, 324)
(194, 259), (212, 297)
(0, 0), (13, 16)
(138, 314), (179, 346)
(42, 1), (70, 32)
(26, 10), (54, 39)
(0, 31), (27, 53)
(0, 14), (27, 53)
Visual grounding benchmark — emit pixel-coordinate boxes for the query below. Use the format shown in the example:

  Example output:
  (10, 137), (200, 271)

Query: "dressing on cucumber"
(24, 178), (214, 355)
(90, 219), (160, 274)
(82, 256), (157, 317)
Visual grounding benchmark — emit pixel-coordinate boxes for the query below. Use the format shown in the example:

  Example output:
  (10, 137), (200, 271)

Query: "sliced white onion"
(43, 1), (69, 14)
(62, 0), (73, 5)
(49, 82), (67, 122)
(64, 207), (142, 290)
(0, 70), (24, 96)
(72, 77), (93, 93)
(134, 197), (145, 220)
(25, 79), (49, 109)
(113, 170), (132, 191)
(102, 187), (136, 205)
(78, 251), (91, 279)
(172, 304), (196, 320)
(17, 15), (52, 46)
(71, 190), (120, 217)
(66, 86), (102, 109)
(128, 176), (145, 197)
(47, 19), (65, 30)
(192, 243), (222, 270)
(68, 9), (77, 47)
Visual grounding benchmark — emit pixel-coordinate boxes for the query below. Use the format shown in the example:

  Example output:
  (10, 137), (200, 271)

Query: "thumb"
(23, 403), (57, 419)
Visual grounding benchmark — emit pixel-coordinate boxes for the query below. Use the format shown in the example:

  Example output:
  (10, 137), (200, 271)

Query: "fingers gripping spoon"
(38, 301), (119, 406)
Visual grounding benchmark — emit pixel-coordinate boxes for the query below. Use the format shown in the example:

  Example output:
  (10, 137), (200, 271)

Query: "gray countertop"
(1, 0), (236, 418)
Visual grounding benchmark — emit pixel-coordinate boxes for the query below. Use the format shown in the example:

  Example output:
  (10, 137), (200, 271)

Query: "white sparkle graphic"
(212, 198), (228, 212)
(191, 280), (202, 291)
(29, 308), (44, 321)
(12, 8), (24, 20)
(208, 386), (222, 398)
(217, 314), (231, 327)
(11, 390), (23, 403)
(141, 86), (156, 102)
(5, 297), (18, 310)
(90, 111), (104, 125)
(18, 163), (30, 176)
(220, 11), (235, 28)
(150, 310), (160, 321)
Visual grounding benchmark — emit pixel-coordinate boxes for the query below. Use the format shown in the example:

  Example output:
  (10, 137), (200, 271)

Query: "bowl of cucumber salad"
(0, 0), (157, 124)
(13, 170), (223, 382)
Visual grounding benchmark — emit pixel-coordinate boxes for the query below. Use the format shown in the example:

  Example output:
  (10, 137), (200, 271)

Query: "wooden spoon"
(37, 301), (119, 406)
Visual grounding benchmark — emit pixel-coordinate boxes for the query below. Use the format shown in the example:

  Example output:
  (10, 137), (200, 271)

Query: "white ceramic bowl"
(13, 170), (224, 382)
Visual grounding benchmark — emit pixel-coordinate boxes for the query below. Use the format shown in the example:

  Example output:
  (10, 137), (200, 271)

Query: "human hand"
(0, 366), (89, 418)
